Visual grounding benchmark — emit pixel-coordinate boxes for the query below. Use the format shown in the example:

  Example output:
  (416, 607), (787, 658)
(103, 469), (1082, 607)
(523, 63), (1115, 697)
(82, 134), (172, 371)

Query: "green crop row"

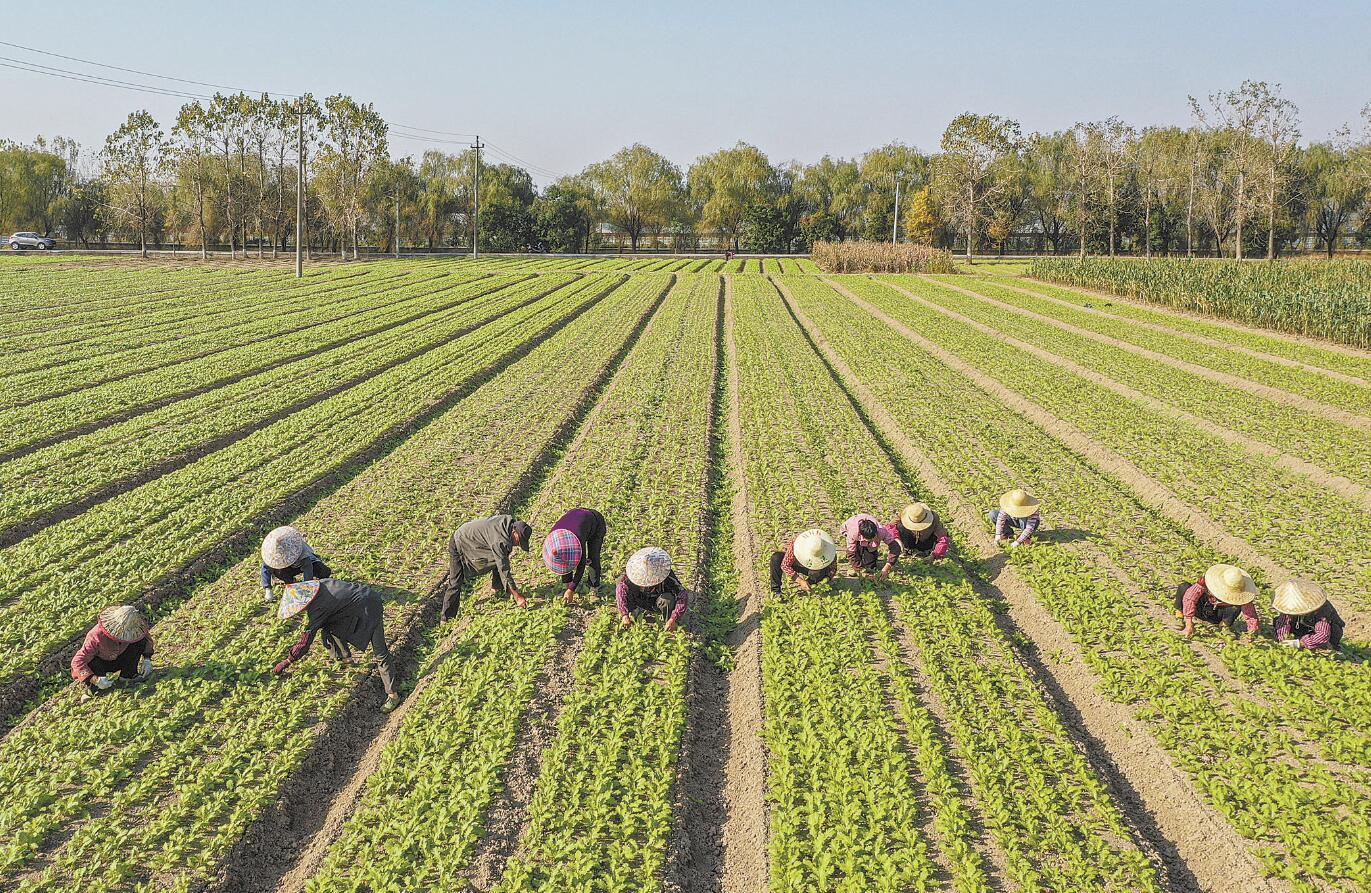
(731, 274), (1159, 892)
(1027, 257), (1371, 349)
(852, 275), (1371, 606)
(0, 275), (667, 892)
(0, 274), (565, 537)
(910, 276), (1371, 486)
(783, 274), (1370, 889)
(0, 274), (616, 688)
(941, 276), (1371, 418)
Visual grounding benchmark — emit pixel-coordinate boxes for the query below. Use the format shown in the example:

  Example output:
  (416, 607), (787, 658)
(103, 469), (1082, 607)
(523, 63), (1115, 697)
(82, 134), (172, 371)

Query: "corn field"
(1028, 257), (1371, 348)
(811, 240), (958, 274)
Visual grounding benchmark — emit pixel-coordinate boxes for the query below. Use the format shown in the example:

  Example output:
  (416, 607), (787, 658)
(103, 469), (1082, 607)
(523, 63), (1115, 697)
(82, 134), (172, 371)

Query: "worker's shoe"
(382, 694), (402, 713)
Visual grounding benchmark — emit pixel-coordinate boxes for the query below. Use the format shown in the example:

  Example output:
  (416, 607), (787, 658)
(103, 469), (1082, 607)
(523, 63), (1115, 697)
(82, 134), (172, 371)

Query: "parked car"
(8, 232), (57, 250)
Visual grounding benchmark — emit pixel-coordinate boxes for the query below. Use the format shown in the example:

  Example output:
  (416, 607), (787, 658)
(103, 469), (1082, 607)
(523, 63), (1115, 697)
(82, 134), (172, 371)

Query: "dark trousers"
(625, 589), (676, 619)
(769, 551), (829, 593)
(849, 545), (880, 571)
(369, 625), (398, 697)
(1172, 583), (1242, 631)
(442, 541), (505, 619)
(84, 644), (143, 691)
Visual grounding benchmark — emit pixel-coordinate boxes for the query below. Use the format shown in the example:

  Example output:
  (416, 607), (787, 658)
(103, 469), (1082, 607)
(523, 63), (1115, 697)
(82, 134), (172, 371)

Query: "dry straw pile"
(811, 241), (958, 274)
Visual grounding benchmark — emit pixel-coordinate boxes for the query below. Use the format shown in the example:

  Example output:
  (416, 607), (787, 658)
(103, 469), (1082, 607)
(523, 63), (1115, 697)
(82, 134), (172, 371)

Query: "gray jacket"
(451, 514), (517, 590)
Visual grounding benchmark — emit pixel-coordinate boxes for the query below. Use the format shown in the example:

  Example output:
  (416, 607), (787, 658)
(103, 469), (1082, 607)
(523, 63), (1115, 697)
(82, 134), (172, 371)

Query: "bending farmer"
(1175, 564), (1259, 641)
(886, 502), (950, 561)
(769, 528), (837, 593)
(272, 579), (402, 712)
(445, 514), (533, 617)
(543, 507), (606, 605)
(840, 514), (901, 579)
(989, 489), (1042, 547)
(72, 605), (154, 700)
(1273, 578), (1345, 652)
(616, 547), (689, 632)
(260, 526), (331, 604)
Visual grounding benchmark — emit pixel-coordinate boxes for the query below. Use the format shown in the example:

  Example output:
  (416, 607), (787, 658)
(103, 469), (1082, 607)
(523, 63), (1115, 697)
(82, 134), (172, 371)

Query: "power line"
(0, 58), (213, 101)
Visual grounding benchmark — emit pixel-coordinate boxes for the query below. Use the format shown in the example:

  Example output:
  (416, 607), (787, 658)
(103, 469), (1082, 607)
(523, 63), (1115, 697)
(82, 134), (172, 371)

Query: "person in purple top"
(543, 507), (607, 604)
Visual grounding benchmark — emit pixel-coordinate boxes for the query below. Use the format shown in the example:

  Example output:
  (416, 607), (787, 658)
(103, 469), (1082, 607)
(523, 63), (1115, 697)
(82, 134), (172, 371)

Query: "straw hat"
(1203, 564), (1257, 606)
(1272, 578), (1327, 617)
(542, 529), (582, 576)
(999, 489), (1041, 519)
(626, 547), (672, 588)
(98, 605), (149, 643)
(900, 503), (935, 532)
(793, 529), (837, 571)
(262, 526), (306, 571)
(278, 580), (322, 620)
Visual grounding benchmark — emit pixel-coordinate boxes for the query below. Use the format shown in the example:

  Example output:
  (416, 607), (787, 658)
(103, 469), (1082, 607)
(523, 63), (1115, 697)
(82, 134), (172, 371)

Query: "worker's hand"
(562, 587), (576, 605)
(512, 591), (528, 609)
(1280, 638), (1301, 649)
(262, 587), (275, 604)
(664, 617), (678, 633)
(138, 657), (153, 678)
(994, 535), (1005, 546)
(620, 614), (632, 629)
(92, 676), (114, 690)
(272, 660), (291, 675)
(879, 563), (893, 580)
(796, 578), (812, 594)
(1181, 620), (1195, 640)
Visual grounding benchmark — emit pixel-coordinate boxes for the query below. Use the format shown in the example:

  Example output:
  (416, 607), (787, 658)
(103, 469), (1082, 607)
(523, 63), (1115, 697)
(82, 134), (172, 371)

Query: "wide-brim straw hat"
(999, 489), (1041, 519)
(794, 529), (837, 571)
(98, 605), (149, 643)
(542, 529), (582, 576)
(626, 547), (672, 588)
(900, 502), (935, 532)
(1272, 578), (1327, 616)
(262, 526), (306, 570)
(278, 580), (322, 620)
(1204, 564), (1257, 606)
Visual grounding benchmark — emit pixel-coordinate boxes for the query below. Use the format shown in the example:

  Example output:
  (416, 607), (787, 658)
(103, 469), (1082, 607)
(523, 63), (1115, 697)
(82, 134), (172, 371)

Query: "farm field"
(0, 255), (1367, 893)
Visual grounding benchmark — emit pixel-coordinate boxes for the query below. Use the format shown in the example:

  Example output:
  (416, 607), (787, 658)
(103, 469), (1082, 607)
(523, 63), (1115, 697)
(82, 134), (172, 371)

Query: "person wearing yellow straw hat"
(616, 547), (691, 632)
(71, 605), (155, 699)
(1272, 579), (1345, 651)
(1175, 564), (1260, 641)
(885, 503), (951, 561)
(989, 489), (1042, 548)
(271, 579), (401, 712)
(769, 528), (838, 594)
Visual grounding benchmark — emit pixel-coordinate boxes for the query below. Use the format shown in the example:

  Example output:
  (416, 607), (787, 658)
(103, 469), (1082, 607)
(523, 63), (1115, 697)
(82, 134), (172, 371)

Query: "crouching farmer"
(1273, 579), (1345, 652)
(989, 489), (1042, 548)
(617, 547), (689, 632)
(272, 579), (402, 712)
(72, 605), (154, 700)
(769, 528), (837, 594)
(840, 514), (901, 580)
(887, 502), (950, 561)
(260, 525), (331, 604)
(1175, 564), (1259, 642)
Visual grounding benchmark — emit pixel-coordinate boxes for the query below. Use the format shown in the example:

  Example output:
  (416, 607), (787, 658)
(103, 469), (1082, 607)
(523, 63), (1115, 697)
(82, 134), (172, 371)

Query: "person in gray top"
(444, 514), (533, 618)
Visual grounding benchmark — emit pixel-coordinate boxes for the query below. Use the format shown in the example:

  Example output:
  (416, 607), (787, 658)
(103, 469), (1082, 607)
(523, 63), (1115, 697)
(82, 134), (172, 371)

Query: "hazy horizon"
(3, 0), (1369, 184)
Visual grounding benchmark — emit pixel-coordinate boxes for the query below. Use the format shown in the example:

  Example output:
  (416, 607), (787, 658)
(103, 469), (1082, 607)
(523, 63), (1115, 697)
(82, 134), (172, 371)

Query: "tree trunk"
(1266, 178), (1276, 260)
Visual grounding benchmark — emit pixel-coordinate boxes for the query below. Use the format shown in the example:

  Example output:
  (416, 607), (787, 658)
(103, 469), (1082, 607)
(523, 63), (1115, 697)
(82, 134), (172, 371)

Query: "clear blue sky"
(3, 0), (1368, 183)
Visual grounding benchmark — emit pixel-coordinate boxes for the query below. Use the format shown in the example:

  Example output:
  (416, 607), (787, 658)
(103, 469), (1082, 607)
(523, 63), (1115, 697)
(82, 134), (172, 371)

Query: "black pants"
(84, 644), (143, 691)
(625, 590), (676, 619)
(368, 625), (398, 697)
(1173, 583), (1242, 631)
(769, 551), (831, 593)
(849, 545), (880, 571)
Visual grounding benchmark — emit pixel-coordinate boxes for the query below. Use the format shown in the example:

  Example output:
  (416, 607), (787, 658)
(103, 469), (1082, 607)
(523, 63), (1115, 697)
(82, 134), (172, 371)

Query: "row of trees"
(3, 81), (1370, 257)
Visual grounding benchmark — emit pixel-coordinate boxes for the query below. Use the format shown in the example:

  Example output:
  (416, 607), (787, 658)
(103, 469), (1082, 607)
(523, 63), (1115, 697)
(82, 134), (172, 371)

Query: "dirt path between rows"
(784, 285), (1280, 893)
(983, 277), (1371, 388)
(937, 276), (1371, 427)
(1016, 276), (1371, 362)
(715, 277), (769, 893)
(890, 278), (1371, 512)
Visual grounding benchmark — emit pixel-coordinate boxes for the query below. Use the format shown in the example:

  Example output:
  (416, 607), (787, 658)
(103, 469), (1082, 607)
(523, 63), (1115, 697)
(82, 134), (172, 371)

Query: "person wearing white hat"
(272, 578), (402, 712)
(885, 503), (950, 561)
(71, 605), (154, 699)
(1272, 579), (1345, 651)
(769, 529), (837, 594)
(616, 547), (690, 632)
(1175, 564), (1260, 641)
(260, 526), (332, 604)
(989, 489), (1042, 548)
(839, 514), (902, 580)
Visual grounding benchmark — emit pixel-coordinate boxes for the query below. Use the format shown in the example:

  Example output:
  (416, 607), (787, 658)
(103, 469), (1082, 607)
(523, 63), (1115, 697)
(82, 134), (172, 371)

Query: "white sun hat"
(626, 547), (672, 588)
(793, 529), (837, 571)
(1204, 564), (1257, 607)
(1272, 578), (1327, 617)
(262, 526), (306, 571)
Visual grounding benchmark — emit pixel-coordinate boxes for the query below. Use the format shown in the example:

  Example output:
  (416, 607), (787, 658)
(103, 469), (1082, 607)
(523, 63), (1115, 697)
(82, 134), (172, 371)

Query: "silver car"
(8, 232), (57, 250)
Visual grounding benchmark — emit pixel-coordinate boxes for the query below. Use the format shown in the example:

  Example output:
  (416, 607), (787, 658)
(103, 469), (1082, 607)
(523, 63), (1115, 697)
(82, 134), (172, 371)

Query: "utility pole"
(471, 135), (483, 257)
(295, 100), (304, 278)
(394, 189), (401, 259)
(891, 170), (904, 244)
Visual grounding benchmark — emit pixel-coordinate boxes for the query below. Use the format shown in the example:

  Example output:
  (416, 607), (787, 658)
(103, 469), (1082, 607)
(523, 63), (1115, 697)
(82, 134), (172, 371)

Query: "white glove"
(139, 656), (153, 677)
(1280, 638), (1301, 649)
(262, 587), (275, 603)
(93, 676), (114, 690)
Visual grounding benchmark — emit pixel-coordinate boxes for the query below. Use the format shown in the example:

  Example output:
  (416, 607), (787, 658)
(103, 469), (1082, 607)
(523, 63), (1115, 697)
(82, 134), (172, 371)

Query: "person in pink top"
(839, 514), (902, 580)
(71, 605), (155, 700)
(1174, 564), (1260, 641)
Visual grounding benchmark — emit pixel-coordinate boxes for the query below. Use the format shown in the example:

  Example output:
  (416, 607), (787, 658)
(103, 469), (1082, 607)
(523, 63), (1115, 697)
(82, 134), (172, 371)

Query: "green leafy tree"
(858, 143), (927, 241)
(688, 142), (777, 250)
(1301, 138), (1366, 256)
(739, 203), (787, 252)
(534, 177), (595, 252)
(102, 110), (165, 257)
(583, 144), (683, 251)
(932, 112), (1021, 257)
